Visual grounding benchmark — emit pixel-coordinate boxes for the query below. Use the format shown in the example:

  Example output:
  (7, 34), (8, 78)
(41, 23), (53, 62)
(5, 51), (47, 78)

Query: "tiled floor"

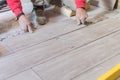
(0, 8), (120, 80)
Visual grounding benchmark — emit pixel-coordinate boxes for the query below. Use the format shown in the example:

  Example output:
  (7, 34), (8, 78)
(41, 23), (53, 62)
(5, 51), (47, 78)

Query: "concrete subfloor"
(0, 6), (120, 80)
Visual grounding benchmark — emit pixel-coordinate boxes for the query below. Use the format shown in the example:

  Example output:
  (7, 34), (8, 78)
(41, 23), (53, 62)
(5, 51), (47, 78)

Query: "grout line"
(31, 68), (45, 80)
(2, 22), (120, 80)
(5, 28), (120, 80)
(4, 69), (45, 80)
(73, 28), (120, 50)
(28, 27), (120, 68)
(71, 53), (120, 80)
(5, 25), (120, 80)
(0, 25), (86, 58)
(2, 18), (118, 57)
(4, 68), (44, 80)
(4, 69), (30, 80)
(2, 19), (120, 58)
(13, 26), (86, 52)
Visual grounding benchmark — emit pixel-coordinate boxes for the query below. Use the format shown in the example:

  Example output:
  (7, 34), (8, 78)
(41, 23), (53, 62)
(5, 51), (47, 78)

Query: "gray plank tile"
(0, 19), (120, 80)
(6, 70), (42, 80)
(2, 19), (84, 51)
(32, 31), (120, 80)
(3, 19), (120, 52)
(0, 38), (72, 80)
(73, 54), (120, 80)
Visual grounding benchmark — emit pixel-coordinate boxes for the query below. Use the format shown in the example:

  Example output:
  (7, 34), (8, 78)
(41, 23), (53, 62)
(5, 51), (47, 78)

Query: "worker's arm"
(75, 0), (88, 25)
(75, 0), (86, 9)
(7, 0), (33, 33)
(7, 0), (24, 17)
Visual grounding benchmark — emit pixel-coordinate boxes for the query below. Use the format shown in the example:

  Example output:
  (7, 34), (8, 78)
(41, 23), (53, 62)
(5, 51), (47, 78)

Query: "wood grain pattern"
(6, 70), (42, 80)
(2, 19), (120, 52)
(73, 54), (120, 80)
(2, 19), (84, 51)
(32, 31), (120, 80)
(0, 19), (120, 80)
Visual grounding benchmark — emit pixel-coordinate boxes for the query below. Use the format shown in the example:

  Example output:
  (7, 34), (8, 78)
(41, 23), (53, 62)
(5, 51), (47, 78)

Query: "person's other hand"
(76, 8), (88, 25)
(18, 15), (33, 33)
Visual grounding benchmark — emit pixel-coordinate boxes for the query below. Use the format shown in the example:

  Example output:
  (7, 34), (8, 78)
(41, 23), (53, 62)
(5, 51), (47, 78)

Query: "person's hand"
(76, 8), (88, 25)
(18, 15), (33, 33)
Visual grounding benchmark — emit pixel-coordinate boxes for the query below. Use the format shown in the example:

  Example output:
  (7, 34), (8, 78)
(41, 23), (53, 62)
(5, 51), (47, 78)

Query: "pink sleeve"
(75, 0), (86, 8)
(7, 0), (23, 17)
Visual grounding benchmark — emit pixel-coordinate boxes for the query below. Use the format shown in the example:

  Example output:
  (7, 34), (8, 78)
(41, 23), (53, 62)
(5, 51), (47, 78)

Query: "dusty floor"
(0, 8), (68, 41)
(0, 6), (120, 80)
(0, 6), (117, 41)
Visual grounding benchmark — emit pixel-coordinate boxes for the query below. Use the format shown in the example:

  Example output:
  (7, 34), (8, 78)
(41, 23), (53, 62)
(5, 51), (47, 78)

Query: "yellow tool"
(98, 64), (120, 80)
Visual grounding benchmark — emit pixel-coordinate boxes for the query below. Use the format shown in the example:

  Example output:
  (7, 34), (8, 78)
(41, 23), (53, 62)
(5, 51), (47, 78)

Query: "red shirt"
(7, 0), (86, 17)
